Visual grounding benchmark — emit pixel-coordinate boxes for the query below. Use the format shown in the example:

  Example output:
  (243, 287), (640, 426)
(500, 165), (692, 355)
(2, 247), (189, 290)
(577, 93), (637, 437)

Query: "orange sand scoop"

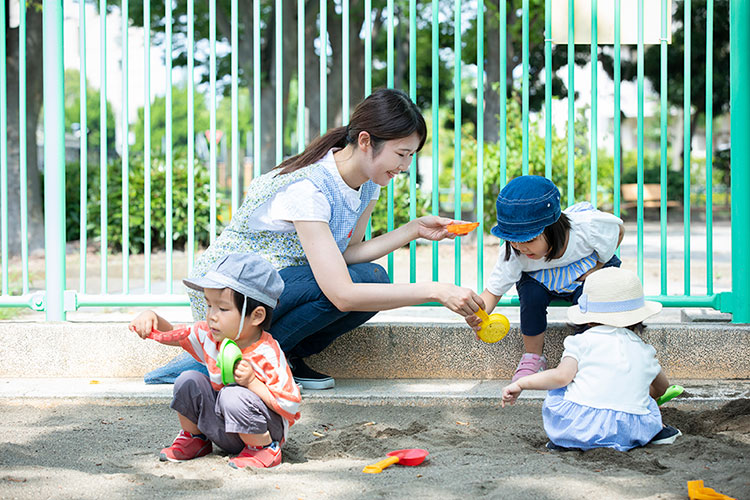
(446, 222), (479, 236)
(687, 480), (736, 500)
(362, 448), (429, 474)
(476, 309), (510, 343)
(146, 327), (192, 344)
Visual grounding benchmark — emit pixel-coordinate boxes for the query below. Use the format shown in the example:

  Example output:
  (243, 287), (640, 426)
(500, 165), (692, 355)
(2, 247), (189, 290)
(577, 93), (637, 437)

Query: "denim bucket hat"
(183, 253), (284, 308)
(490, 175), (561, 242)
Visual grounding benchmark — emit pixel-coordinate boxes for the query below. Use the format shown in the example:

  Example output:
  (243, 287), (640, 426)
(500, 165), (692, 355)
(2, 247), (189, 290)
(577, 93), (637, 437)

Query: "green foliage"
(64, 69), (116, 151)
(440, 96), (615, 231)
(65, 156), (216, 254)
(620, 151), (684, 203)
(369, 173), (431, 238)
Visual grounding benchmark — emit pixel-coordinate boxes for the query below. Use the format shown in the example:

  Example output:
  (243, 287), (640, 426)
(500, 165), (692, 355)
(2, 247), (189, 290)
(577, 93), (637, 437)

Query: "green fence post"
(730, 0), (750, 322)
(43, 0), (66, 320)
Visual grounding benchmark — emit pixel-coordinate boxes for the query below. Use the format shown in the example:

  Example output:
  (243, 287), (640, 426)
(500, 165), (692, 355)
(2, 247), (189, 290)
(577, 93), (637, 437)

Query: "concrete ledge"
(2, 321), (749, 379)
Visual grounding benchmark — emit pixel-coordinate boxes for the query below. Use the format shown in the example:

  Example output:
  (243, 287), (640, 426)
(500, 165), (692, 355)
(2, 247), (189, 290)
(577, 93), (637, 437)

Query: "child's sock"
(187, 432), (207, 440)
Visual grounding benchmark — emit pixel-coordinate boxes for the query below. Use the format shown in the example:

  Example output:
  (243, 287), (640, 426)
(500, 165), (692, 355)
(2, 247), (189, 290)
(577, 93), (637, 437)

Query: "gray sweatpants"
(171, 370), (284, 454)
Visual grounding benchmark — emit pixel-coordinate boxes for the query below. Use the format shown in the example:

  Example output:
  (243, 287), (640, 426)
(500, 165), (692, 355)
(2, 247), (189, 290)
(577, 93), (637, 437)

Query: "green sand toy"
(656, 384), (684, 406)
(217, 339), (244, 385)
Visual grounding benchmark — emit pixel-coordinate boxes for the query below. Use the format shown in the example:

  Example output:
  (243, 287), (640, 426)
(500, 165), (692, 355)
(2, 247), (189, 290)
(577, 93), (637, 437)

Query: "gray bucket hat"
(183, 253), (284, 308)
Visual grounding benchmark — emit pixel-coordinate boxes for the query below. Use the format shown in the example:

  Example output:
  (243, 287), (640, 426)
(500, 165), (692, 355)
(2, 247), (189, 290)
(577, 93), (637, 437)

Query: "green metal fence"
(1, 0), (748, 322)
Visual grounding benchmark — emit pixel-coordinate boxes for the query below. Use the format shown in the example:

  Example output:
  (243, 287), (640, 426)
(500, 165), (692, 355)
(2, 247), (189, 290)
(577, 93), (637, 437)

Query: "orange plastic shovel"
(362, 448), (429, 474)
(446, 222), (479, 236)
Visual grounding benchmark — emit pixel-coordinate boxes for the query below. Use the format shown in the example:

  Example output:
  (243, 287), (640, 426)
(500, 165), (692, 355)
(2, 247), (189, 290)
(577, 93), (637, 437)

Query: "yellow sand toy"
(476, 309), (510, 343)
(688, 480), (736, 500)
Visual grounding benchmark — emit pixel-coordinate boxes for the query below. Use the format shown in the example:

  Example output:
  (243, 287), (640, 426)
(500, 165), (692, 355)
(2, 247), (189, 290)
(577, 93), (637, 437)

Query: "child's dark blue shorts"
(516, 255), (621, 336)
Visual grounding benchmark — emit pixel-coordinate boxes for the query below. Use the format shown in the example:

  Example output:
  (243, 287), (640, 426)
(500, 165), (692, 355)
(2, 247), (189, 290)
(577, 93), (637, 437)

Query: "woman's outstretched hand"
(434, 283), (485, 317)
(412, 216), (464, 241)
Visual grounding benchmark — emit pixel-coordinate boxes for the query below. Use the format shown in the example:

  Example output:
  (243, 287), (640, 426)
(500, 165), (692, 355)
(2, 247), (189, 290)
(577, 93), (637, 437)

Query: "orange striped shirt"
(178, 321), (301, 427)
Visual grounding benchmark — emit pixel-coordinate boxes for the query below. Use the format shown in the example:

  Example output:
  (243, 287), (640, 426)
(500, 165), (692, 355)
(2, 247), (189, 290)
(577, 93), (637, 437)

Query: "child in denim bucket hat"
(129, 253), (301, 469)
(465, 175), (625, 381)
(500, 268), (681, 451)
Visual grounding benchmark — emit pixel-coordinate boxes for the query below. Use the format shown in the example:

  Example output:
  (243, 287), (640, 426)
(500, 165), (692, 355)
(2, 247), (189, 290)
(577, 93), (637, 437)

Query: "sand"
(1, 397), (748, 499)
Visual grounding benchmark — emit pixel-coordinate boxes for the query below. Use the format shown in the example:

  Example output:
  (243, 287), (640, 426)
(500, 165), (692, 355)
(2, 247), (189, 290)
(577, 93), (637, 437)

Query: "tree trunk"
(483, 0), (500, 144)
(3, 8), (44, 256)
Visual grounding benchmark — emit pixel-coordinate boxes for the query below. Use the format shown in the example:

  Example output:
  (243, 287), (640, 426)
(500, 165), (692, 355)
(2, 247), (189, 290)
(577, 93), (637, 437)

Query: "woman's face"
(510, 233), (550, 260)
(363, 132), (422, 186)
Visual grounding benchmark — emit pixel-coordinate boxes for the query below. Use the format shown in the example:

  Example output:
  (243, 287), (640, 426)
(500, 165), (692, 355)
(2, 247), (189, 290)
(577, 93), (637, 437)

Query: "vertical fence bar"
(409, 0), (417, 284)
(729, 0), (750, 322)
(637, 0), (644, 280)
(121, 0), (129, 293)
(342, 0), (349, 120)
(386, 0), (394, 279)
(100, 0), (108, 293)
(297, 0), (305, 153)
(705, 0), (713, 295)
(499, 0), (506, 188)
(544, 0), (551, 179)
(19, 0), (28, 294)
(659, 0), (668, 294)
(165, 0), (173, 292)
(614, 0), (621, 221)
(521, 0), (529, 175)
(431, 0), (438, 281)
(476, 0), (484, 291)
(453, 0), (462, 285)
(43, 0), (66, 320)
(187, 0), (195, 270)
(209, 0), (217, 246)
(275, 0), (282, 164)
(683, 0), (691, 295)
(253, 0), (260, 178)
(364, 0), (372, 240)
(78, 0), (87, 294)
(143, 0), (151, 292)
(231, 0), (239, 213)
(590, 0), (597, 206)
(566, 0), (574, 206)
(0, 0), (7, 296)
(682, 0), (692, 295)
(320, 0), (328, 133)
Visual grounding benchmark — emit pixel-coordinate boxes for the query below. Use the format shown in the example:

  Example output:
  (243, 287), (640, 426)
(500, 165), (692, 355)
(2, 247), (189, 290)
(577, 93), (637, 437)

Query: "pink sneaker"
(160, 430), (212, 462)
(512, 353), (548, 382)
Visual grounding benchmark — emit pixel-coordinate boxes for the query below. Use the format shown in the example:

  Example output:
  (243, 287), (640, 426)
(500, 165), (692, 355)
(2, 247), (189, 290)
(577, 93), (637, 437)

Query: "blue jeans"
(145, 262), (389, 383)
(517, 255), (621, 337)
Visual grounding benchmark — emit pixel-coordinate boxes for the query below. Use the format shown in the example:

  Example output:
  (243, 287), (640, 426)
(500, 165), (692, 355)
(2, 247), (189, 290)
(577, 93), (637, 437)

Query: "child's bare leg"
(239, 431), (272, 448)
(178, 413), (201, 435)
(522, 333), (544, 355)
(650, 370), (670, 400)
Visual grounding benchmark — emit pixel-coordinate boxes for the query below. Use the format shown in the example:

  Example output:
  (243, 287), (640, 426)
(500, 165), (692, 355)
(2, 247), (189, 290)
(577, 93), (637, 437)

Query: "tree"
(3, 2), (44, 256)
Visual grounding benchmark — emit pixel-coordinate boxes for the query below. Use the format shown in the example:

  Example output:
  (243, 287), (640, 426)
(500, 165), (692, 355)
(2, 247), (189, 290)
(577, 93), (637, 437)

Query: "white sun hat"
(567, 267), (662, 327)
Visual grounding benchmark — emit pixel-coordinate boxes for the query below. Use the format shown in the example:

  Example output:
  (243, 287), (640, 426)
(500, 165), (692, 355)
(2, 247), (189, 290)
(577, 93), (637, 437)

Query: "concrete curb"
(1, 378), (748, 404)
(3, 321), (749, 379)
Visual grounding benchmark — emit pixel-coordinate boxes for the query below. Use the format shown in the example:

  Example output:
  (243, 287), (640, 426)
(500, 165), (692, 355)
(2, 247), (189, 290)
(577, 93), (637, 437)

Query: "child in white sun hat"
(501, 267), (681, 451)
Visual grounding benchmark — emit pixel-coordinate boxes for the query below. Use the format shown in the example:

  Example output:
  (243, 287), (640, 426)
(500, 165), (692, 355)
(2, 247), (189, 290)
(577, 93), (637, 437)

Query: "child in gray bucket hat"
(465, 175), (625, 382)
(129, 253), (301, 469)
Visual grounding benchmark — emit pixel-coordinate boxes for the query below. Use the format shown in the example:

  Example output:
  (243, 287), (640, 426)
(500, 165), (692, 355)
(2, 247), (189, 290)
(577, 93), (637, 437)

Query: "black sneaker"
(288, 357), (335, 390)
(650, 425), (682, 445)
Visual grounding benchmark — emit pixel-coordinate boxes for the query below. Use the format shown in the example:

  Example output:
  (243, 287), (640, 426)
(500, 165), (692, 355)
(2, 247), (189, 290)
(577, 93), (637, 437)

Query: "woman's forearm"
(343, 220), (417, 264)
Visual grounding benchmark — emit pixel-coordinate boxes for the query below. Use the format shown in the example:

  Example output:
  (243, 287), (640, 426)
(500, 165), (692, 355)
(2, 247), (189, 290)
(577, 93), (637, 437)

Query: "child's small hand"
(129, 310), (158, 339)
(501, 382), (522, 408)
(234, 359), (256, 388)
(465, 313), (482, 333)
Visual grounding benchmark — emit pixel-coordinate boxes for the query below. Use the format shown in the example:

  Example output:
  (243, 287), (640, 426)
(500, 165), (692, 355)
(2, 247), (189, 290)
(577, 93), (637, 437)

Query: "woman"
(148, 89), (484, 389)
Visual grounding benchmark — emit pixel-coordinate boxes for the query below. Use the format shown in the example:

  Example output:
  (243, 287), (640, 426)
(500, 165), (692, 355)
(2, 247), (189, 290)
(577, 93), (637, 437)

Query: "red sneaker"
(159, 430), (212, 462)
(229, 442), (282, 469)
